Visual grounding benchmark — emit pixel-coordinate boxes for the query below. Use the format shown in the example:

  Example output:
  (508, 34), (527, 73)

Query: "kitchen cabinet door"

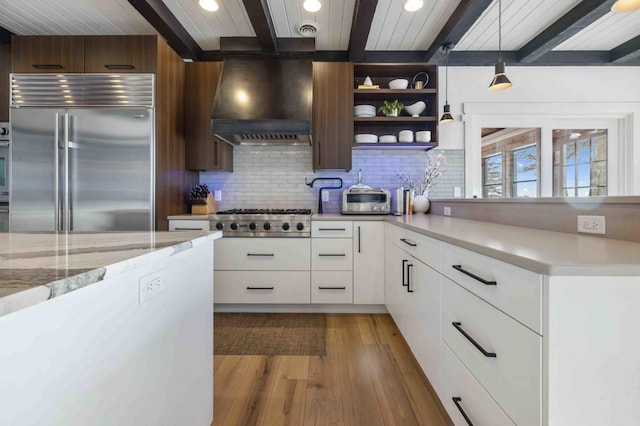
(384, 241), (413, 338)
(312, 62), (352, 171)
(84, 36), (157, 73)
(185, 62), (233, 171)
(353, 221), (385, 304)
(12, 36), (84, 73)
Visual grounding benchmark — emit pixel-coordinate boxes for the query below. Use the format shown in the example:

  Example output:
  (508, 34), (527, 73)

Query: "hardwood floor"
(213, 313), (452, 426)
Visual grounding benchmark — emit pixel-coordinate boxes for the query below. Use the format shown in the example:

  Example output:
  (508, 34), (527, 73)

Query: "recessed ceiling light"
(199, 0), (219, 12)
(611, 0), (640, 12)
(303, 0), (321, 13)
(403, 0), (424, 12)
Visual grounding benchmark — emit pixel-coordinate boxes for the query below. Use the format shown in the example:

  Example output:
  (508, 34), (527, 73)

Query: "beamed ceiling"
(0, 0), (638, 65)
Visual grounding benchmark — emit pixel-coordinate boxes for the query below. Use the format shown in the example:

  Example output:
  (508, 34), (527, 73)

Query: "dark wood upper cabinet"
(84, 36), (157, 73)
(12, 36), (84, 73)
(313, 62), (353, 171)
(0, 44), (10, 121)
(185, 62), (233, 172)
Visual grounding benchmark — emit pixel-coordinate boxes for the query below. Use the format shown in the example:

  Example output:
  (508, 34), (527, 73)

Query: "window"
(481, 128), (540, 198)
(553, 129), (607, 197)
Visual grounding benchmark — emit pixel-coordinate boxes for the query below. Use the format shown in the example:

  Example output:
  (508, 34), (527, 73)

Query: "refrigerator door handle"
(63, 113), (71, 231)
(54, 113), (60, 231)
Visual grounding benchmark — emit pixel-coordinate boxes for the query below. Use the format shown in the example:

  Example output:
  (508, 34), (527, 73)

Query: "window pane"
(576, 140), (590, 164)
(592, 136), (607, 161)
(563, 143), (575, 166)
(513, 146), (537, 181)
(564, 187), (576, 197)
(484, 155), (502, 184)
(484, 185), (502, 198)
(513, 181), (537, 198)
(591, 161), (607, 187)
(577, 164), (590, 187)
(577, 187), (591, 197)
(564, 165), (575, 187)
(590, 187), (607, 196)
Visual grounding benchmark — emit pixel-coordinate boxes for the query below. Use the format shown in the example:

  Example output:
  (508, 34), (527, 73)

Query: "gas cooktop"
(216, 209), (312, 215)
(210, 208), (312, 237)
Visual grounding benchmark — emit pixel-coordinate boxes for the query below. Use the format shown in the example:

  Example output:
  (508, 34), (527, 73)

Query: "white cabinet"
(311, 221), (353, 304)
(353, 221), (385, 304)
(168, 219), (210, 231)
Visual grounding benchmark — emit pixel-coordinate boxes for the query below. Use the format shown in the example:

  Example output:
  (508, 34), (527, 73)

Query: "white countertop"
(0, 231), (222, 318)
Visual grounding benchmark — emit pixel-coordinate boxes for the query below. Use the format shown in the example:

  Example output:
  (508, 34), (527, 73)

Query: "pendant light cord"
(445, 47), (449, 104)
(498, 0), (503, 63)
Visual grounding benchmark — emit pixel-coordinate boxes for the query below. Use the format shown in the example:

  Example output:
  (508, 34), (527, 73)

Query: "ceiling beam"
(127, 0), (202, 60)
(218, 37), (314, 56)
(242, 0), (278, 54)
(348, 0), (378, 62)
(610, 35), (640, 64)
(424, 0), (493, 64)
(446, 50), (640, 66)
(0, 25), (13, 44)
(517, 0), (610, 63)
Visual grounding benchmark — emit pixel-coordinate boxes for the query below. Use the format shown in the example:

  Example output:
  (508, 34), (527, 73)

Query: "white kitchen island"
(0, 231), (221, 426)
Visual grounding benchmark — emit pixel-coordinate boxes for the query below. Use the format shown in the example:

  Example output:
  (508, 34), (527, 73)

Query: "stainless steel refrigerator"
(9, 73), (155, 232)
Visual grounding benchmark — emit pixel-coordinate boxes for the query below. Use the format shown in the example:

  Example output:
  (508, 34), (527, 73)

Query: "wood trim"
(424, 0), (493, 64)
(126, 0), (202, 61)
(348, 0), (378, 62)
(155, 37), (198, 230)
(242, 0), (278, 54)
(610, 35), (640, 64)
(517, 0), (611, 63)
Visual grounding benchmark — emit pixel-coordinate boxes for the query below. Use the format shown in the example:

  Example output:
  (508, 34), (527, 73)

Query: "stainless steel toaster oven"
(342, 188), (390, 214)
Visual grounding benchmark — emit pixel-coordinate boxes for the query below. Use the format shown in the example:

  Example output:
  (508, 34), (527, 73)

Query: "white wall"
(438, 66), (640, 150)
(0, 243), (214, 426)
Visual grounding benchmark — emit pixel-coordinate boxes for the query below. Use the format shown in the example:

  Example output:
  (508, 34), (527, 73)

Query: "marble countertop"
(0, 231), (222, 318)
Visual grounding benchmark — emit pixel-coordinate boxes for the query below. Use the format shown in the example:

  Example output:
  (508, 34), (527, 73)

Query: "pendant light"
(440, 43), (454, 124)
(489, 0), (512, 91)
(199, 0), (219, 12)
(611, 0), (640, 12)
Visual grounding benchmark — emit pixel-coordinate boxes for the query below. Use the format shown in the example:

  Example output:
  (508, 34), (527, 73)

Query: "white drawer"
(311, 271), (353, 304)
(214, 238), (310, 271)
(214, 271), (310, 304)
(441, 342), (515, 426)
(168, 219), (210, 231)
(442, 278), (542, 426)
(311, 238), (353, 270)
(440, 241), (542, 333)
(312, 221), (353, 238)
(386, 223), (440, 270)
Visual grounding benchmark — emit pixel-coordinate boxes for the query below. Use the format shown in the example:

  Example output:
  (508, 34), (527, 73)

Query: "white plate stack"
(354, 105), (377, 117)
(355, 134), (378, 143)
(379, 135), (398, 143)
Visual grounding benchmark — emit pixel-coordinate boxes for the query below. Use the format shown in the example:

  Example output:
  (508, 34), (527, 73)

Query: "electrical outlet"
(577, 215), (605, 235)
(453, 187), (462, 198)
(443, 206), (451, 216)
(322, 191), (329, 202)
(214, 190), (222, 201)
(139, 270), (165, 304)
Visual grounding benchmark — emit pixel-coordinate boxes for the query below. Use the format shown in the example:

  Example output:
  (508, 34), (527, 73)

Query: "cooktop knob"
(215, 222), (223, 230)
(296, 223), (304, 231)
(230, 222), (238, 230)
(249, 222), (257, 230)
(263, 222), (271, 230)
(282, 222), (291, 231)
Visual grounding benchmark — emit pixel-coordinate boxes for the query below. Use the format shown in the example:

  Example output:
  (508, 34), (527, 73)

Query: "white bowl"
(354, 105), (377, 117)
(388, 79), (409, 90)
(405, 101), (426, 117)
(398, 130), (413, 142)
(416, 131), (431, 143)
(379, 135), (398, 143)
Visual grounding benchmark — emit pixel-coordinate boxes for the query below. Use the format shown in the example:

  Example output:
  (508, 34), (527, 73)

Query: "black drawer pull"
(318, 286), (347, 290)
(246, 286), (274, 290)
(318, 253), (346, 257)
(402, 259), (409, 286)
(452, 397), (474, 426)
(452, 322), (496, 358)
(32, 64), (64, 69)
(400, 238), (417, 247)
(247, 253), (274, 257)
(407, 263), (414, 293)
(452, 265), (497, 285)
(104, 64), (135, 69)
(174, 227), (204, 231)
(318, 228), (346, 231)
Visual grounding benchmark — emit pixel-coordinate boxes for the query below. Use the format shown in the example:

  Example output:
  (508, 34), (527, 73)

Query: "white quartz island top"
(312, 213), (640, 276)
(0, 231), (221, 318)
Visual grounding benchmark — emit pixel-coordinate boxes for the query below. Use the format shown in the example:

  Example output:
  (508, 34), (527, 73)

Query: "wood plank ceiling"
(0, 0), (638, 65)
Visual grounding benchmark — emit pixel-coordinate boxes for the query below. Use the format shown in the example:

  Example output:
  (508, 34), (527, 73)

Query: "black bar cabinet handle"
(319, 228), (346, 231)
(318, 286), (347, 290)
(451, 265), (497, 285)
(247, 253), (275, 257)
(32, 64), (64, 69)
(104, 64), (135, 69)
(452, 397), (474, 426)
(318, 253), (346, 257)
(452, 322), (496, 358)
(400, 238), (417, 247)
(402, 259), (408, 286)
(174, 227), (204, 231)
(246, 286), (274, 290)
(358, 226), (361, 253)
(407, 264), (414, 292)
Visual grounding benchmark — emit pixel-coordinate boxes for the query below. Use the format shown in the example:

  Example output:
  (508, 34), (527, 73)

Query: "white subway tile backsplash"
(200, 145), (464, 213)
